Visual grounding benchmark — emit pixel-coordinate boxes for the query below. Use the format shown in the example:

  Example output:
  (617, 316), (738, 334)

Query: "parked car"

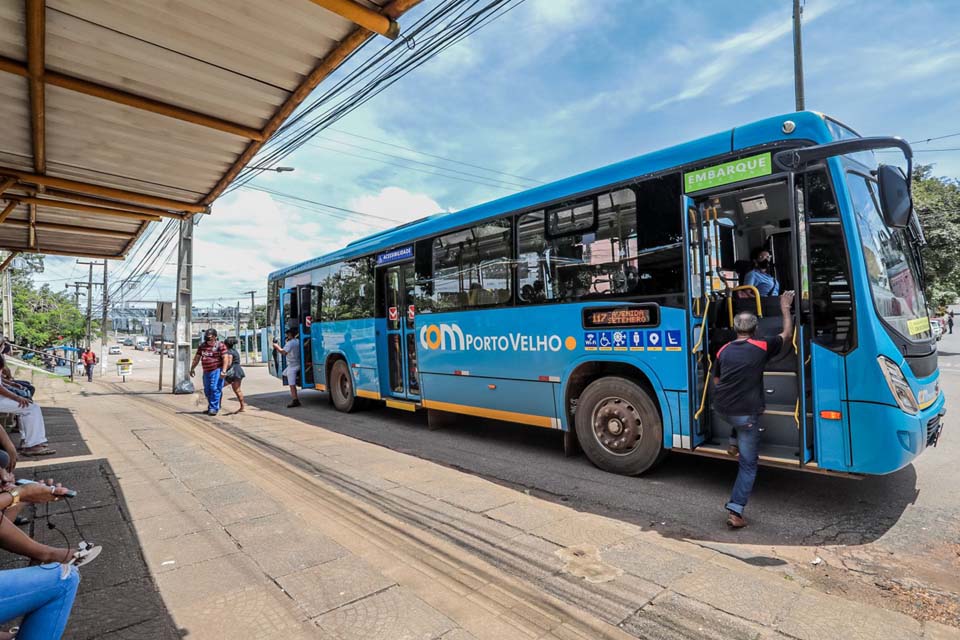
(122, 337), (134, 346)
(108, 345), (122, 355)
(931, 319), (943, 341)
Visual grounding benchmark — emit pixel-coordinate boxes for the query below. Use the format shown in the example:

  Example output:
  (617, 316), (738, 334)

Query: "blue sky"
(34, 0), (960, 308)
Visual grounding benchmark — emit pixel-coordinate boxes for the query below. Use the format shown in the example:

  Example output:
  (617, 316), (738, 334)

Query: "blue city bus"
(267, 111), (944, 476)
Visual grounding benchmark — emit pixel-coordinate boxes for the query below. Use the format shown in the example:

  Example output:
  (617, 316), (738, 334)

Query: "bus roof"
(269, 111), (837, 281)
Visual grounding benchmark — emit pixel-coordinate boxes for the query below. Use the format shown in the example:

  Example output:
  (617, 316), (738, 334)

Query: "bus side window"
(809, 222), (854, 352)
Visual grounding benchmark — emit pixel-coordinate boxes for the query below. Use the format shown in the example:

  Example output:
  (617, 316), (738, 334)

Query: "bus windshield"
(846, 171), (931, 342)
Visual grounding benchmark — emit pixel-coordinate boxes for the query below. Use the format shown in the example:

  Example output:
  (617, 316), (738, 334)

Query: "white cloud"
(349, 186), (445, 222)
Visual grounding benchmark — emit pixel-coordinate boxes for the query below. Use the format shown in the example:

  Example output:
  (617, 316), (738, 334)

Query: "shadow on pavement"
(243, 389), (918, 550)
(0, 458), (182, 639)
(17, 407), (92, 460)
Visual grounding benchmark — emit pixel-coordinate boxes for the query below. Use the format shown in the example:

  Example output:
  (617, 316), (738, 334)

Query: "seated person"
(0, 357), (54, 458)
(0, 478), (84, 640)
(1, 365), (32, 399)
(742, 248), (780, 297)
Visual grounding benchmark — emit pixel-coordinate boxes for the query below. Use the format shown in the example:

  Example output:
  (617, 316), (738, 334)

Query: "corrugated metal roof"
(0, 0), (420, 260)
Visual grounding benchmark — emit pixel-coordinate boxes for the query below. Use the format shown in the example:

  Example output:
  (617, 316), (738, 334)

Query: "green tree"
(914, 165), (960, 309)
(3, 254), (86, 348)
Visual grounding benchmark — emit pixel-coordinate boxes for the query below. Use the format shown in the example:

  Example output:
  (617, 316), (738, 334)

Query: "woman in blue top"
(743, 248), (780, 296)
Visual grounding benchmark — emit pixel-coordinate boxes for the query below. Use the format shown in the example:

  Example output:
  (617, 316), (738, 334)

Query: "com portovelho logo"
(419, 323), (577, 353)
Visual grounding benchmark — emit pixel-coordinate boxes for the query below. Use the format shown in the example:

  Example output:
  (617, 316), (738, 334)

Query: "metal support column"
(1, 260), (14, 343)
(173, 216), (195, 394)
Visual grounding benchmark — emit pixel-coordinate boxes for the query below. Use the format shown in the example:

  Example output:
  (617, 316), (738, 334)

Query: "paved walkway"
(3, 364), (958, 639)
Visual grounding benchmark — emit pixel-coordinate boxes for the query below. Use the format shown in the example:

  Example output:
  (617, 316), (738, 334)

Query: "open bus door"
(276, 285), (321, 388)
(685, 196), (710, 450)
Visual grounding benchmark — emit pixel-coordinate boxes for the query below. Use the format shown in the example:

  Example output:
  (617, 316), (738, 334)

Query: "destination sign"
(582, 305), (659, 329)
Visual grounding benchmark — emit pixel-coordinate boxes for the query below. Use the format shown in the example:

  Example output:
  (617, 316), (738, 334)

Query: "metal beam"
(0, 168), (205, 213)
(0, 246), (121, 260)
(0, 252), (18, 272)
(122, 221), (150, 257)
(0, 177), (16, 196)
(26, 0), (46, 174)
(1, 219), (135, 239)
(6, 196), (162, 221)
(0, 54), (265, 141)
(308, 0), (400, 39)
(202, 0), (422, 205)
(28, 204), (36, 248)
(0, 201), (16, 224)
(41, 190), (175, 218)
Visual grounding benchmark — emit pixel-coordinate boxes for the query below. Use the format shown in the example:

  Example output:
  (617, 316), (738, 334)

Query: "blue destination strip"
(376, 245), (414, 266)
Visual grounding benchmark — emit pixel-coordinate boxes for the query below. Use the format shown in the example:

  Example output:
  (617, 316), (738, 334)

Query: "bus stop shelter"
(0, 0), (419, 391)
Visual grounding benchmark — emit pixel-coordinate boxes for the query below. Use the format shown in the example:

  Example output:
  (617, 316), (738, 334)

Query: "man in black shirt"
(714, 290), (795, 528)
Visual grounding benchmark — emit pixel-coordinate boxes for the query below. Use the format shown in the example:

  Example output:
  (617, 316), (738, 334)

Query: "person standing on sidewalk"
(948, 313), (954, 335)
(222, 337), (246, 413)
(189, 329), (230, 416)
(80, 348), (97, 382)
(713, 290), (795, 528)
(272, 328), (301, 408)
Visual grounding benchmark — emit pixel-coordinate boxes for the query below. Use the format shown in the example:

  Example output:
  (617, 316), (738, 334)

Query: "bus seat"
(734, 260), (752, 285)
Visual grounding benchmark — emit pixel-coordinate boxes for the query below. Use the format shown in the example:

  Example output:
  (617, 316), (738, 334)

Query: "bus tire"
(329, 360), (358, 413)
(574, 376), (663, 475)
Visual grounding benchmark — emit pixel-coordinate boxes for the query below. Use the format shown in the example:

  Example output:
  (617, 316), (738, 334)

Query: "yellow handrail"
(727, 285), (762, 325)
(693, 298), (711, 352)
(792, 326), (798, 354)
(694, 357), (713, 420)
(793, 398), (800, 431)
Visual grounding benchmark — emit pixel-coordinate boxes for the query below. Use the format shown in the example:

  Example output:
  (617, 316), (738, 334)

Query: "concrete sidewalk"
(5, 365), (959, 639)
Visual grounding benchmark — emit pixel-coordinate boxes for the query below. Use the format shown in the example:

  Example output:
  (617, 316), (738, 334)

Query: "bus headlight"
(877, 356), (919, 415)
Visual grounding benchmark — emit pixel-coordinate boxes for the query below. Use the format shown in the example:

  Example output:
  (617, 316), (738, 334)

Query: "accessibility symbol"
(598, 331), (613, 350)
(613, 330), (627, 350)
(665, 330), (682, 351)
(629, 330), (644, 351)
(584, 332), (598, 351)
(646, 330), (663, 351)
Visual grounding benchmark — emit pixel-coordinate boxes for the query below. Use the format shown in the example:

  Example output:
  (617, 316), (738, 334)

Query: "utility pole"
(243, 290), (257, 364)
(100, 261), (108, 376)
(235, 301), (241, 360)
(78, 261), (95, 349)
(793, 0), (805, 111)
(0, 253), (14, 344)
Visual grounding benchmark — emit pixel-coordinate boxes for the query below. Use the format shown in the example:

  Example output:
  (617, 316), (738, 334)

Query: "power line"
(243, 185), (409, 225)
(327, 127), (544, 184)
(304, 140), (525, 192)
(911, 132), (960, 145)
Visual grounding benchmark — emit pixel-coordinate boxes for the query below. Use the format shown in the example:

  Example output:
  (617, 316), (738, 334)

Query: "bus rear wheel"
(330, 360), (358, 413)
(574, 376), (663, 475)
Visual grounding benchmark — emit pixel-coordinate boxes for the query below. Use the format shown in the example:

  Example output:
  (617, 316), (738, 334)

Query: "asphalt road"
(102, 333), (960, 607)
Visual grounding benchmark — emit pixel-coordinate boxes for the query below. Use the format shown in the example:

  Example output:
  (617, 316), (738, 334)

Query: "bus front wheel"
(330, 360), (358, 413)
(574, 377), (663, 475)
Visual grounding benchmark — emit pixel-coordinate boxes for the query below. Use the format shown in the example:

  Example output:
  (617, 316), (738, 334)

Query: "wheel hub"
(592, 397), (642, 456)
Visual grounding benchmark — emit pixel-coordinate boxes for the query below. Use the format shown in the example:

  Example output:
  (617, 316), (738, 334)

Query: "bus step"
(385, 399), (419, 412)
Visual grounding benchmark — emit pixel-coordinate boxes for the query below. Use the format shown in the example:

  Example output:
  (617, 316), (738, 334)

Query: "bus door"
(685, 197), (710, 449)
(297, 285), (322, 388)
(382, 262), (420, 399)
(277, 285), (321, 388)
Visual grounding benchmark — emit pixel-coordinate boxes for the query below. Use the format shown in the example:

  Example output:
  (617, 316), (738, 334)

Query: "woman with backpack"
(222, 337), (246, 413)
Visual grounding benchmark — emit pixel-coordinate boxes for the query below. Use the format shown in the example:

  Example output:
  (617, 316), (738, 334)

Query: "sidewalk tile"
(776, 589), (922, 640)
(279, 555), (395, 618)
(192, 480), (268, 506)
(543, 571), (662, 626)
(132, 508), (217, 541)
(439, 629), (479, 640)
(172, 584), (315, 640)
(207, 496), (283, 526)
(67, 577), (164, 639)
(485, 500), (571, 532)
(141, 528), (240, 573)
(603, 535), (702, 586)
(155, 553), (270, 611)
(117, 478), (206, 521)
(313, 586), (456, 640)
(620, 590), (771, 640)
(95, 617), (180, 640)
(530, 514), (637, 548)
(671, 561), (801, 626)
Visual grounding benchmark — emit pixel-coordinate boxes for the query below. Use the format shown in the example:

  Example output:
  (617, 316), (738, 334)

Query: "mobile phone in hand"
(15, 478), (77, 498)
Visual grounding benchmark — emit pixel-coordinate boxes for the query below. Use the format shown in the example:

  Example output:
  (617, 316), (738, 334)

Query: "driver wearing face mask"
(743, 248), (780, 296)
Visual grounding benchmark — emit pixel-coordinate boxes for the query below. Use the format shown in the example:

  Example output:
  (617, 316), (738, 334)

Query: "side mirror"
(877, 164), (912, 228)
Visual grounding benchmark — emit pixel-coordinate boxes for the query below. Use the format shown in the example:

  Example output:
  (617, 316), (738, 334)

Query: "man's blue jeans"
(0, 564), (80, 640)
(723, 414), (762, 516)
(202, 369), (224, 414)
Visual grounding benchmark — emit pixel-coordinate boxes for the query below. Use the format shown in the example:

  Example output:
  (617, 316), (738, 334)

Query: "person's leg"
(0, 564), (81, 640)
(725, 414), (762, 520)
(202, 370), (214, 412)
(8, 402), (47, 450)
(0, 514), (70, 564)
(208, 369), (223, 415)
(232, 381), (245, 411)
(286, 369), (300, 406)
